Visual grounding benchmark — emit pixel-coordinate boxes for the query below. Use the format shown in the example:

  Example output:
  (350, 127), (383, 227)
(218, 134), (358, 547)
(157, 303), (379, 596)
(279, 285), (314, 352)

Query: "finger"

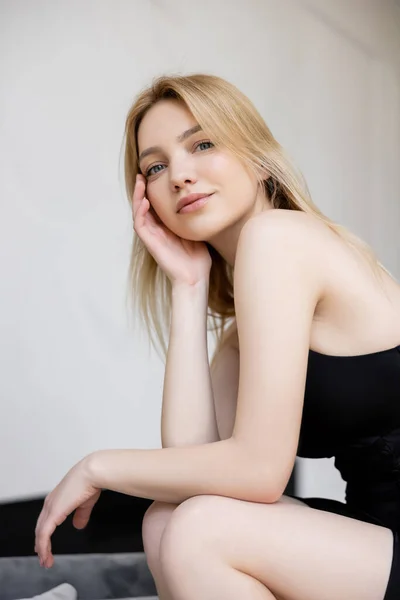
(72, 504), (94, 529)
(36, 517), (56, 567)
(133, 196), (149, 231)
(43, 539), (54, 569)
(132, 175), (146, 218)
(133, 196), (150, 234)
(36, 506), (68, 567)
(34, 507), (46, 555)
(44, 551), (54, 569)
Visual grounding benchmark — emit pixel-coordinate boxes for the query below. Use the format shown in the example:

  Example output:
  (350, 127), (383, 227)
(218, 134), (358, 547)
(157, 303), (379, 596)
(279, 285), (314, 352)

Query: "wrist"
(172, 279), (209, 307)
(84, 450), (105, 489)
(172, 278), (209, 294)
(171, 280), (209, 322)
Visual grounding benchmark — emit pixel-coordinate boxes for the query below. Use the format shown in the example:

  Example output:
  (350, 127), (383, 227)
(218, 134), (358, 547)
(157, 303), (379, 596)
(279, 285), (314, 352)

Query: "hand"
(34, 455), (101, 569)
(132, 174), (212, 286)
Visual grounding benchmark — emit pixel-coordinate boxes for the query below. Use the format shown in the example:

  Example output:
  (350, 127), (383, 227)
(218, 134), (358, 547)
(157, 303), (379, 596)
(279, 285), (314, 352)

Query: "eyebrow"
(138, 124), (203, 165)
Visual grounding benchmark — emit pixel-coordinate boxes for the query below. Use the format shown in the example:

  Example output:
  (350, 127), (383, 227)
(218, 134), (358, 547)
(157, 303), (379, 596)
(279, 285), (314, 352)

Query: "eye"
(145, 164), (164, 178)
(144, 140), (214, 178)
(195, 140), (214, 151)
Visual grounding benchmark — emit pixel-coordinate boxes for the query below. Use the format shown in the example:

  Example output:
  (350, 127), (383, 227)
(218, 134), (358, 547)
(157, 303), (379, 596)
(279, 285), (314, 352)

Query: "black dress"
(291, 344), (400, 600)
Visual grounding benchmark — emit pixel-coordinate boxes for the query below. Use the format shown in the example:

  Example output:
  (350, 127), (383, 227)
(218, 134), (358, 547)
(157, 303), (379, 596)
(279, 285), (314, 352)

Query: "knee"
(142, 501), (178, 571)
(159, 495), (226, 567)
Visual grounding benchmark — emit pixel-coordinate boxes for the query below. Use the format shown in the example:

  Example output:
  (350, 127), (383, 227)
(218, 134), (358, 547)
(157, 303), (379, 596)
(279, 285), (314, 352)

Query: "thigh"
(160, 494), (394, 600)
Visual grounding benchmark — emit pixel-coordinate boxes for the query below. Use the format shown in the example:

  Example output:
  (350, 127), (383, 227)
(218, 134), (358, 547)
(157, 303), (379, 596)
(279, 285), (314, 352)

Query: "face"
(137, 99), (269, 247)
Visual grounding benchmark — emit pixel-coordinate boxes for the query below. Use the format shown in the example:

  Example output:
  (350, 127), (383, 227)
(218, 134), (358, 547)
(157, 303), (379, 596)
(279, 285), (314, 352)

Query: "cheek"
(148, 203), (165, 225)
(150, 201), (173, 226)
(206, 154), (234, 177)
(147, 196), (181, 233)
(211, 158), (256, 203)
(145, 184), (169, 219)
(207, 155), (254, 195)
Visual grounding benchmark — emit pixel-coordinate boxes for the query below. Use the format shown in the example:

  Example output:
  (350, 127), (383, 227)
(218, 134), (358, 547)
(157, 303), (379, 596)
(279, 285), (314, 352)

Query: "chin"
(181, 219), (231, 244)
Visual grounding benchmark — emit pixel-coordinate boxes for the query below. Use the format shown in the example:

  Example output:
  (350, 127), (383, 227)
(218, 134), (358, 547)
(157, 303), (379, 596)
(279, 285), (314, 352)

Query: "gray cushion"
(16, 583), (159, 600)
(0, 554), (158, 600)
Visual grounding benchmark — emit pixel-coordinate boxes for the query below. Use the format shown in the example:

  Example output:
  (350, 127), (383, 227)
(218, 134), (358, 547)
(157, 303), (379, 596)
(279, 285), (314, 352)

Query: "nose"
(169, 155), (198, 191)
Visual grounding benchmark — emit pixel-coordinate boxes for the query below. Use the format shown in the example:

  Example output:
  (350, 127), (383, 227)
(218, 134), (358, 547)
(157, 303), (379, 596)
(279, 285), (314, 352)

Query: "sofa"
(0, 552), (158, 600)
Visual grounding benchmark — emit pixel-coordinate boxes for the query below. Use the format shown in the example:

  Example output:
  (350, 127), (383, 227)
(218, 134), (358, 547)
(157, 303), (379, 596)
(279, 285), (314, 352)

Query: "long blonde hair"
(122, 73), (385, 361)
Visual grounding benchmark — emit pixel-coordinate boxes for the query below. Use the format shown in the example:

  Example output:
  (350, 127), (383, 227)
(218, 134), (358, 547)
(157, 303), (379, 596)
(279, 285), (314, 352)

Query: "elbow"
(228, 438), (288, 504)
(259, 464), (294, 504)
(261, 470), (293, 504)
(236, 454), (285, 504)
(252, 482), (284, 504)
(263, 486), (284, 504)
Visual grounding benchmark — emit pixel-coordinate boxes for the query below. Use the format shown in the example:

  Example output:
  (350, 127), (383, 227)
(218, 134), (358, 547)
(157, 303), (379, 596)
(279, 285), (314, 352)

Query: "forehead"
(137, 100), (196, 147)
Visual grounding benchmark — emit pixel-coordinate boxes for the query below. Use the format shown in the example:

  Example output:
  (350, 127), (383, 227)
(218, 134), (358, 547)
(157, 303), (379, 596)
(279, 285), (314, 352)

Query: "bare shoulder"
(244, 208), (329, 235)
(236, 208), (400, 355)
(234, 209), (329, 317)
(234, 209), (340, 315)
(238, 208), (333, 263)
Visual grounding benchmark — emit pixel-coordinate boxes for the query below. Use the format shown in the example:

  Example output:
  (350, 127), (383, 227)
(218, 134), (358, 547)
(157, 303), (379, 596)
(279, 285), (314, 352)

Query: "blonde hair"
(122, 73), (386, 363)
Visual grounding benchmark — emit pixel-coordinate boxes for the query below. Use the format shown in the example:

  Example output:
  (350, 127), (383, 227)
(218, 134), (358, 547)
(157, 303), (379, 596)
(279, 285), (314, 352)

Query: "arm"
(90, 212), (324, 505)
(210, 321), (239, 440)
(161, 280), (219, 447)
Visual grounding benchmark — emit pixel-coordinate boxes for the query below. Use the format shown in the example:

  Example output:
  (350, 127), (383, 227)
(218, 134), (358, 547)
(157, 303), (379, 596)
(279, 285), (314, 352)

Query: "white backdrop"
(1, 0), (399, 502)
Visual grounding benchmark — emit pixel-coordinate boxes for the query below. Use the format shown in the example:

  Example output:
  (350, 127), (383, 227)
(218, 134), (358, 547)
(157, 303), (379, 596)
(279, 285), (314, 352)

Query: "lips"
(176, 193), (213, 213)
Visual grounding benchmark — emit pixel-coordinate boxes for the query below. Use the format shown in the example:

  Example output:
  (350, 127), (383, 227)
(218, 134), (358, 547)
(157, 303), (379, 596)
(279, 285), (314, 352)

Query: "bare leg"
(151, 572), (174, 600)
(142, 501), (179, 600)
(142, 496), (305, 599)
(159, 494), (393, 600)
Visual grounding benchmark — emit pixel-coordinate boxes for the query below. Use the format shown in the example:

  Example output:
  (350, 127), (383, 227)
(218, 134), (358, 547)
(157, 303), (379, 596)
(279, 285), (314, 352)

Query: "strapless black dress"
(290, 345), (400, 599)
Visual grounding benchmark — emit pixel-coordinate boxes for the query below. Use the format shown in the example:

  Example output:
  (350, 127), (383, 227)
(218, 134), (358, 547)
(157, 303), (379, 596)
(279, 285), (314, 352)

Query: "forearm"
(161, 280), (219, 447)
(89, 439), (276, 505)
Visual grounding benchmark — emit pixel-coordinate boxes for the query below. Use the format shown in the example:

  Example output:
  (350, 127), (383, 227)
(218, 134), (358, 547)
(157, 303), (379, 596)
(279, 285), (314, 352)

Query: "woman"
(35, 73), (400, 600)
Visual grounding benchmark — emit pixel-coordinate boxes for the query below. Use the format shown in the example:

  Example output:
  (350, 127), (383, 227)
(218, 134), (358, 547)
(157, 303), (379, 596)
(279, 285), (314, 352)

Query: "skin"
(136, 99), (400, 599)
(137, 98), (270, 266)
(35, 97), (400, 599)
